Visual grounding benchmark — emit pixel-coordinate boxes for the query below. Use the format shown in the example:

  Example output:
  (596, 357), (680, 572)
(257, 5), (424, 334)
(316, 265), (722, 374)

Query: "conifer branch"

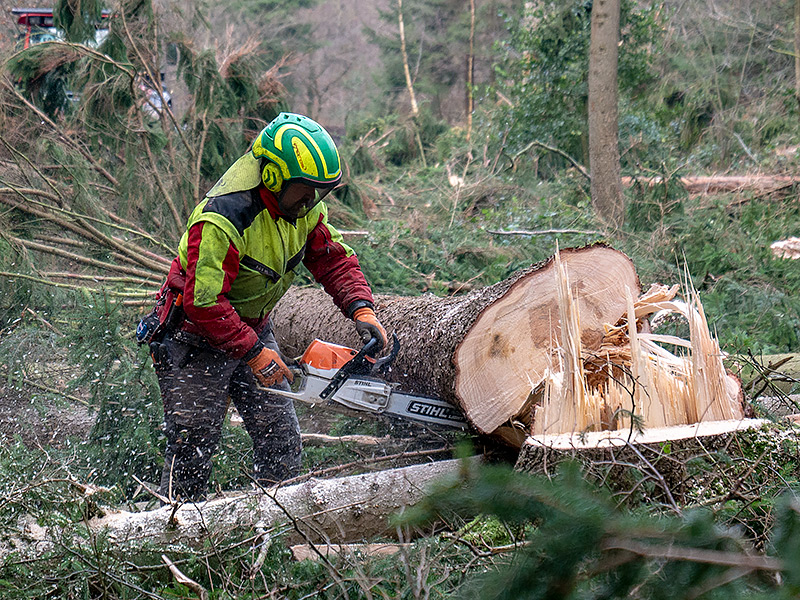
(0, 270), (153, 298)
(601, 538), (783, 571)
(0, 184), (172, 271)
(6, 238), (159, 280)
(120, 11), (195, 162)
(42, 272), (159, 287)
(1, 79), (120, 187)
(0, 134), (65, 204)
(511, 140), (591, 180)
(135, 110), (184, 235)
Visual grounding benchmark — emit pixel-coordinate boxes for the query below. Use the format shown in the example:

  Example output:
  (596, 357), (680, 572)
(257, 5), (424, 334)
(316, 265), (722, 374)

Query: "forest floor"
(0, 382), (94, 448)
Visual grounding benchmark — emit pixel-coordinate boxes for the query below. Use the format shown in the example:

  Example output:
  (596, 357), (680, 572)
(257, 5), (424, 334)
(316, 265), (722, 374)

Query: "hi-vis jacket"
(159, 184), (374, 360)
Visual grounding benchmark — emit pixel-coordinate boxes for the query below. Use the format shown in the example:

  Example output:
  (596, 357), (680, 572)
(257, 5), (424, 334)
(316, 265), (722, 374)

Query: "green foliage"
(54, 0), (104, 44)
(367, 0), (476, 118)
(621, 191), (800, 353)
(491, 0), (662, 168)
(63, 294), (164, 496)
(407, 459), (798, 599)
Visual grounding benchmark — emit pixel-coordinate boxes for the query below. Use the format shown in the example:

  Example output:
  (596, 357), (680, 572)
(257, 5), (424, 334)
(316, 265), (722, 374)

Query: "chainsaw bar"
(383, 390), (468, 429)
(265, 334), (468, 430)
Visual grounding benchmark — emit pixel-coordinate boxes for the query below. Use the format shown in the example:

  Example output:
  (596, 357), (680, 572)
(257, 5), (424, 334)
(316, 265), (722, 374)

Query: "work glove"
(247, 347), (293, 388)
(353, 307), (388, 351)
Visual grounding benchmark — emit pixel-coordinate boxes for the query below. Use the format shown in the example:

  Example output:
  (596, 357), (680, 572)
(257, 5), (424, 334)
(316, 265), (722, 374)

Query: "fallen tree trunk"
(86, 458), (469, 549)
(271, 244), (640, 439)
(621, 175), (800, 194)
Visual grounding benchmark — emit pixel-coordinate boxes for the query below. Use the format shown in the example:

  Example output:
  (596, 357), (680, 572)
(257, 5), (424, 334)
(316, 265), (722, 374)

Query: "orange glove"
(246, 347), (293, 387)
(353, 307), (387, 350)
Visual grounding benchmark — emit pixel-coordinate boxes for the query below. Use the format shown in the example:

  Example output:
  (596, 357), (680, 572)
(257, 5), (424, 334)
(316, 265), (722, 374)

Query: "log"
(271, 245), (640, 437)
(86, 458), (470, 548)
(770, 237), (800, 260)
(290, 543), (409, 562)
(621, 175), (800, 194)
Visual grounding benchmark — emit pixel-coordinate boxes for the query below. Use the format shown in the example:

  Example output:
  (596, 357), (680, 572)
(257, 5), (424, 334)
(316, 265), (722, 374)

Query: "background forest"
(0, 0), (798, 597)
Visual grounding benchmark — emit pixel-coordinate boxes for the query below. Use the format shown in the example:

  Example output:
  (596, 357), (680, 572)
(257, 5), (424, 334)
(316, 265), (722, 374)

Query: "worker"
(138, 112), (387, 502)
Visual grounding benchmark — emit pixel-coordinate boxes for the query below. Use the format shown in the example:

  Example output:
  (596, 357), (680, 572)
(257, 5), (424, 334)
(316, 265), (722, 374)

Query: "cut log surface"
(454, 246), (639, 433)
(271, 244), (639, 436)
(522, 418), (768, 452)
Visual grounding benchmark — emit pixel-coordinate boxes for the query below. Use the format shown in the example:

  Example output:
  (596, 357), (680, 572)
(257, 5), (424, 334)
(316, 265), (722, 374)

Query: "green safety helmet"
(205, 113), (342, 208)
(252, 112), (342, 194)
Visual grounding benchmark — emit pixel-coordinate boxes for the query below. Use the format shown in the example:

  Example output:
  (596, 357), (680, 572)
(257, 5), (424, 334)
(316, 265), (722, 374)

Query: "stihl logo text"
(407, 401), (462, 421)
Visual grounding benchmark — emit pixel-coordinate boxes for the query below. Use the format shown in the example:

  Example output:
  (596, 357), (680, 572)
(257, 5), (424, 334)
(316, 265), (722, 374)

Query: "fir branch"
(601, 538), (783, 571)
(0, 134), (65, 204)
(511, 140), (591, 180)
(6, 238), (159, 280)
(120, 11), (195, 162)
(487, 228), (602, 237)
(0, 184), (172, 272)
(0, 270), (153, 298)
(1, 79), (120, 187)
(0, 365), (88, 406)
(42, 272), (159, 287)
(135, 110), (184, 235)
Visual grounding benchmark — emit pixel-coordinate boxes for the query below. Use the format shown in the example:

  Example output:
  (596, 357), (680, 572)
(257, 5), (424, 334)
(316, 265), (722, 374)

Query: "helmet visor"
(278, 182), (334, 219)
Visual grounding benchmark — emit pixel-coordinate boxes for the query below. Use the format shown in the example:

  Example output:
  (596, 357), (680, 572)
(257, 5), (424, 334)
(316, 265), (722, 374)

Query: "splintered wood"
(532, 254), (743, 436)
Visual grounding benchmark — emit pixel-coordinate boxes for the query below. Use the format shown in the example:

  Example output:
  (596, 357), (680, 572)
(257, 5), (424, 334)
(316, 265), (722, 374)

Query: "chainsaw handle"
(361, 336), (379, 357)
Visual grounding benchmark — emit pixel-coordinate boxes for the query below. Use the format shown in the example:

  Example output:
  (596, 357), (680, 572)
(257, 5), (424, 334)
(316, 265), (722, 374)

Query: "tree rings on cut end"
(454, 246), (640, 434)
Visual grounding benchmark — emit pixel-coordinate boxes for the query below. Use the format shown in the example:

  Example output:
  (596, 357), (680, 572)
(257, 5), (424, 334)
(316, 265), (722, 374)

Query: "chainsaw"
(267, 334), (468, 429)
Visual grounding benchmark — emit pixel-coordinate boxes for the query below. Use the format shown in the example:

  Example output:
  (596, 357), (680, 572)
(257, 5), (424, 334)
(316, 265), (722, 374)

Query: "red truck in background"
(10, 7), (171, 116)
(12, 7), (110, 49)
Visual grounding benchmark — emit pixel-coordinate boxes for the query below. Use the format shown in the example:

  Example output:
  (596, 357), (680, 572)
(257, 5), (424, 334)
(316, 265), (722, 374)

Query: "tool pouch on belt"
(136, 285), (185, 346)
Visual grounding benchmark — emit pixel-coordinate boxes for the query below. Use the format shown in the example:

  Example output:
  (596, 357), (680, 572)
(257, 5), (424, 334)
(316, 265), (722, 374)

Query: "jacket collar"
(258, 186), (297, 225)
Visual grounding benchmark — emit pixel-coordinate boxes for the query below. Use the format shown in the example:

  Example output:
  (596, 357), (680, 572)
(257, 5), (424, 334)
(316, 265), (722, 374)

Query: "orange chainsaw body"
(300, 339), (375, 373)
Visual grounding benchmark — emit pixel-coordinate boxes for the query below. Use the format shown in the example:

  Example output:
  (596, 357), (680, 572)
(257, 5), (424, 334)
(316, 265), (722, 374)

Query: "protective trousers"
(153, 326), (301, 502)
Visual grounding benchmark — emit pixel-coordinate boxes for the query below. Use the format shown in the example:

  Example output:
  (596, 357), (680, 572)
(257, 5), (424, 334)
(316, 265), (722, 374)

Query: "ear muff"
(261, 162), (283, 193)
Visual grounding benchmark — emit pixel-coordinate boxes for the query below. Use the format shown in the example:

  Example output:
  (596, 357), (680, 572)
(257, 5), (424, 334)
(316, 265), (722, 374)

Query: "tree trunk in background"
(397, 0), (419, 117)
(588, 0), (624, 228)
(466, 0), (476, 141)
(795, 0), (800, 107)
(270, 245), (640, 440)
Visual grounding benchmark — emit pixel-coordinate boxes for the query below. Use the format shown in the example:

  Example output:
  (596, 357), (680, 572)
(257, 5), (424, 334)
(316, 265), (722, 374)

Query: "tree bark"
(271, 245), (640, 438)
(466, 0), (476, 141)
(588, 0), (624, 228)
(397, 0), (419, 117)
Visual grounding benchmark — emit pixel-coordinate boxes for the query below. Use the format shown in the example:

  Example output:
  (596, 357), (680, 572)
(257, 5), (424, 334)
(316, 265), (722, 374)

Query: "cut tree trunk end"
(530, 260), (744, 438)
(271, 244), (641, 442)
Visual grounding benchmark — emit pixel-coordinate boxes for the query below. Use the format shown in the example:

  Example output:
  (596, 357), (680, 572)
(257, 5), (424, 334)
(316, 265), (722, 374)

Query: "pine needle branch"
(0, 184), (172, 271)
(0, 79), (120, 187)
(6, 237), (160, 280)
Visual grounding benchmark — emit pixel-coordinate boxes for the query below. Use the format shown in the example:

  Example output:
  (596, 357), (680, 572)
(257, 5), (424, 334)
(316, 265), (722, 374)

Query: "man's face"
(278, 182), (321, 219)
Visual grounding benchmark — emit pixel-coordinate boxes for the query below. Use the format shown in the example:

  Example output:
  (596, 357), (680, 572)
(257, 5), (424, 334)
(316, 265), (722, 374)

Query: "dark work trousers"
(153, 325), (301, 502)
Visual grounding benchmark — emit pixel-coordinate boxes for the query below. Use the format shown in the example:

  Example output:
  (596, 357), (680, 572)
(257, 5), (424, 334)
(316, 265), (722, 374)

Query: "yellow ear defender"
(261, 162), (283, 193)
